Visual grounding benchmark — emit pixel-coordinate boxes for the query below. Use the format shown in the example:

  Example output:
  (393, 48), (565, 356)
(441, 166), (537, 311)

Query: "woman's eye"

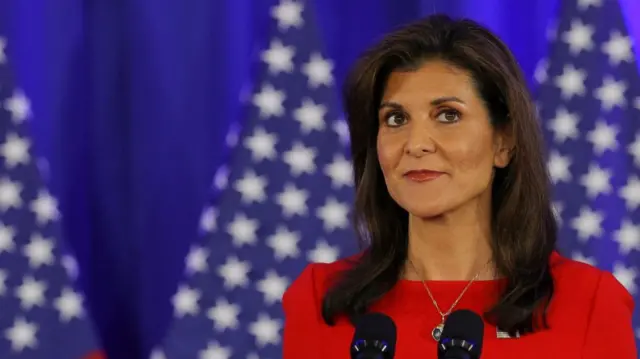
(385, 113), (407, 127)
(436, 110), (461, 123)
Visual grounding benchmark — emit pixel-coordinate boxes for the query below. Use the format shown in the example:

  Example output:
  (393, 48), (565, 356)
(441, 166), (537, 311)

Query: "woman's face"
(376, 60), (511, 219)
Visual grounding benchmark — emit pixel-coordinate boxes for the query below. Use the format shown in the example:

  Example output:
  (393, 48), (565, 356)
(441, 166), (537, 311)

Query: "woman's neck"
(404, 207), (497, 282)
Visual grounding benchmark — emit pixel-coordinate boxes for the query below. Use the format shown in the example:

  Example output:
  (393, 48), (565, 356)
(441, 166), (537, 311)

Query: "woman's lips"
(403, 170), (444, 182)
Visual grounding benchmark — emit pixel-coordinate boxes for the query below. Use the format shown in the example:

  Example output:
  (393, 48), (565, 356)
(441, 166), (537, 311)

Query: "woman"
(282, 14), (637, 358)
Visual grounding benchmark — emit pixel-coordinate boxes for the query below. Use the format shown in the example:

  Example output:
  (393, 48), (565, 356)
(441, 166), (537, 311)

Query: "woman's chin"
(404, 205), (448, 220)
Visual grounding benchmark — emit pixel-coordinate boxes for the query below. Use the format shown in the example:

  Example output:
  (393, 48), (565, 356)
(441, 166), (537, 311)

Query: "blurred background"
(0, 0), (639, 358)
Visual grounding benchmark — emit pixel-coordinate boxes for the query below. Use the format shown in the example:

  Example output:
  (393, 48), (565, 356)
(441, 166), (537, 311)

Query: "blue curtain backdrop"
(3, 0), (639, 357)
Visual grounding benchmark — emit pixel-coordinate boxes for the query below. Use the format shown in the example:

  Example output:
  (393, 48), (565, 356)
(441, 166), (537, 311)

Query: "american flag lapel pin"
(496, 328), (520, 339)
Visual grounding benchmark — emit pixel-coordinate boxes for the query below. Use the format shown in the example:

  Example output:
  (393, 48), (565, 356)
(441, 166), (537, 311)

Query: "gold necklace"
(408, 258), (490, 341)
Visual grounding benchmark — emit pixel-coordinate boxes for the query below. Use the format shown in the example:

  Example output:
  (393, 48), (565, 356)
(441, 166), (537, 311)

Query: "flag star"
(619, 176), (640, 210)
(252, 84), (286, 118)
(548, 107), (580, 143)
(233, 171), (268, 204)
(54, 288), (85, 322)
(267, 226), (300, 260)
(226, 213), (259, 247)
(293, 98), (327, 133)
(333, 119), (350, 145)
(248, 313), (282, 347)
(0, 37), (5, 63)
(302, 53), (333, 88)
(247, 353), (260, 359)
(613, 263), (637, 294)
(270, 0), (304, 30)
(561, 19), (595, 54)
(61, 255), (79, 281)
(0, 270), (7, 295)
(172, 285), (201, 317)
(261, 39), (295, 74)
(36, 157), (50, 181)
(307, 240), (340, 263)
(570, 207), (604, 241)
(325, 155), (353, 188)
(214, 165), (229, 190)
(244, 128), (278, 162)
(199, 341), (232, 359)
(22, 234), (55, 268)
(634, 97), (640, 111)
(571, 252), (596, 266)
(554, 64), (587, 99)
(15, 276), (47, 309)
(30, 189), (60, 224)
(275, 183), (309, 217)
(601, 31), (633, 65)
(207, 298), (241, 331)
(0, 133), (30, 168)
(149, 349), (167, 359)
(534, 58), (549, 84)
(594, 76), (626, 110)
(547, 151), (572, 183)
(577, 0), (602, 9)
(4, 90), (31, 123)
(614, 220), (640, 255)
(546, 20), (558, 41)
(217, 256), (251, 289)
(257, 270), (290, 305)
(0, 177), (22, 211)
(586, 121), (618, 154)
(200, 206), (218, 232)
(580, 164), (612, 198)
(0, 222), (16, 254)
(186, 246), (209, 275)
(225, 123), (240, 148)
(283, 142), (317, 176)
(629, 133), (640, 166)
(5, 317), (38, 352)
(316, 197), (350, 231)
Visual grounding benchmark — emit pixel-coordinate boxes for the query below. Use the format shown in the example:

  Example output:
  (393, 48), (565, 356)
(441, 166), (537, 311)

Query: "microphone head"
(350, 312), (396, 358)
(438, 309), (484, 359)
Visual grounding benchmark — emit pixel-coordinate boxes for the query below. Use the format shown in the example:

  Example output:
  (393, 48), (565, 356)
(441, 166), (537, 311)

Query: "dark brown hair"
(321, 14), (557, 336)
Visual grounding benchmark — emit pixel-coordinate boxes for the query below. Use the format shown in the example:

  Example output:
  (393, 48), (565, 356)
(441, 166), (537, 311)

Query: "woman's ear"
(493, 130), (514, 168)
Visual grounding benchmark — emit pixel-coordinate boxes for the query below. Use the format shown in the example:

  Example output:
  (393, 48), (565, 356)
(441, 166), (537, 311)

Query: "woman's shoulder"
(548, 251), (636, 357)
(283, 253), (361, 302)
(548, 250), (633, 308)
(549, 250), (601, 280)
(282, 253), (362, 314)
(550, 250), (616, 284)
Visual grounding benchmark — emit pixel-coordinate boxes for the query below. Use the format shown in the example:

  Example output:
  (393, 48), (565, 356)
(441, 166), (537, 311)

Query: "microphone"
(437, 309), (484, 359)
(350, 312), (397, 359)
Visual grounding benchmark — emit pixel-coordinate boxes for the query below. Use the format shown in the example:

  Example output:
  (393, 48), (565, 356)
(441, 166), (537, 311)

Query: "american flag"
(152, 0), (357, 357)
(0, 34), (104, 357)
(535, 0), (640, 346)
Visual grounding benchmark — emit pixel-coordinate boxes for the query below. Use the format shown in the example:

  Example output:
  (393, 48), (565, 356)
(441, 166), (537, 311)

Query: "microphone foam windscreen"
(440, 309), (484, 352)
(352, 312), (397, 354)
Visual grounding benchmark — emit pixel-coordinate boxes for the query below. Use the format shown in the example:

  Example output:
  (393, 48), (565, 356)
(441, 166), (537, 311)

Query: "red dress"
(282, 251), (637, 358)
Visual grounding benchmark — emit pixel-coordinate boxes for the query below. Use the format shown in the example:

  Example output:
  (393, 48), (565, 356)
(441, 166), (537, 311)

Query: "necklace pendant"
(432, 323), (444, 341)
